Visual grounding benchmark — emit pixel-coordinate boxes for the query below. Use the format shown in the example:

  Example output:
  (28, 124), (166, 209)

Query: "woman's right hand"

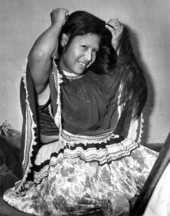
(50, 8), (69, 26)
(105, 19), (123, 50)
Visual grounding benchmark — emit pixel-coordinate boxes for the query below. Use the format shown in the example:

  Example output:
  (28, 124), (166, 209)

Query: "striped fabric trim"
(32, 136), (138, 184)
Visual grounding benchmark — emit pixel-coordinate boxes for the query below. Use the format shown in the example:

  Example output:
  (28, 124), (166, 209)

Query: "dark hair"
(59, 11), (147, 120)
(114, 26), (148, 119)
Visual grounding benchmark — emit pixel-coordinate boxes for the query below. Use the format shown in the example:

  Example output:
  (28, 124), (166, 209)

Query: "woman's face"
(59, 33), (100, 75)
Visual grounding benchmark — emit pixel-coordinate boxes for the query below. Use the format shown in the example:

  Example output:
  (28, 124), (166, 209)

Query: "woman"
(3, 8), (157, 216)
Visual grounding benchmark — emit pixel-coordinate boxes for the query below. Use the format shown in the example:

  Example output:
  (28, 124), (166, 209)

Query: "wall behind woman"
(0, 0), (169, 144)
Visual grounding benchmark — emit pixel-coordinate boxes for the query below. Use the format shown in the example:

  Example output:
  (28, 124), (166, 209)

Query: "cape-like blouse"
(17, 61), (143, 192)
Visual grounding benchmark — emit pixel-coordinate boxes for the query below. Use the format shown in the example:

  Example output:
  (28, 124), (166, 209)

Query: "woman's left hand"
(105, 19), (123, 50)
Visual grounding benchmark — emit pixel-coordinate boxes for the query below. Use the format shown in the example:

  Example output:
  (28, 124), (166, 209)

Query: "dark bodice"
(38, 99), (59, 136)
(49, 70), (120, 136)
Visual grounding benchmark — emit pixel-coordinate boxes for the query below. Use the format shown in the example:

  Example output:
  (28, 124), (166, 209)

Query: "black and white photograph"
(0, 1), (170, 215)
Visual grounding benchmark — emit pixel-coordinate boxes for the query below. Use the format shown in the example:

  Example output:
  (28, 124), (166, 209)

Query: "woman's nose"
(84, 50), (92, 61)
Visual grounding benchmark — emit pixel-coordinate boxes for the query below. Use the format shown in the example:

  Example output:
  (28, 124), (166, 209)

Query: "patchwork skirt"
(3, 134), (158, 216)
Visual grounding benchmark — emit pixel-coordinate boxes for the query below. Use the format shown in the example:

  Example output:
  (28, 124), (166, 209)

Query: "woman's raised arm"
(28, 8), (69, 94)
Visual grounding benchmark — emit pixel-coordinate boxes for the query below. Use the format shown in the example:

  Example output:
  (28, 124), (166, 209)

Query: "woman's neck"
(62, 70), (83, 80)
(57, 62), (84, 80)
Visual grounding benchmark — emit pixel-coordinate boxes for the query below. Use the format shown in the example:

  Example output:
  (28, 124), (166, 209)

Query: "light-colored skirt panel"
(3, 135), (158, 216)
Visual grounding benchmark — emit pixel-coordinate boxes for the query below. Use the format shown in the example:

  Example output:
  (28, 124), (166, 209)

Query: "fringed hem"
(52, 58), (63, 137)
(15, 68), (37, 192)
(127, 113), (144, 144)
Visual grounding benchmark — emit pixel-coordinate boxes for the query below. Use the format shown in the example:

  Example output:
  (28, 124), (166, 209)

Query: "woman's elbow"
(28, 48), (46, 65)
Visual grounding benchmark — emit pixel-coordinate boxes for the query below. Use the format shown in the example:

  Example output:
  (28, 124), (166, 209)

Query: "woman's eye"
(92, 49), (98, 55)
(93, 50), (98, 53)
(82, 45), (87, 50)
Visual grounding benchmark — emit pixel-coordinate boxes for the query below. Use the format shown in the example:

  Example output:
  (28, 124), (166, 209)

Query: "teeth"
(79, 62), (86, 66)
(79, 62), (86, 67)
